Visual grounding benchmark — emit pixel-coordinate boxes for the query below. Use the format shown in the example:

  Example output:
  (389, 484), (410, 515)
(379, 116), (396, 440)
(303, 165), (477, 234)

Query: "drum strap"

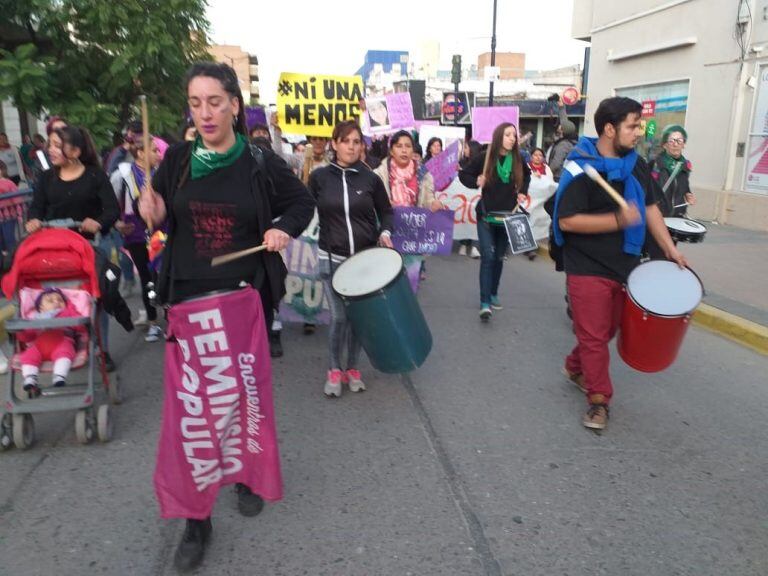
(661, 161), (684, 194)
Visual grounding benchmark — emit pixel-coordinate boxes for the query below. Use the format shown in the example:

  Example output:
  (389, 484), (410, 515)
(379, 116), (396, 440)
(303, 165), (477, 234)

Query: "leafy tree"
(0, 0), (211, 145)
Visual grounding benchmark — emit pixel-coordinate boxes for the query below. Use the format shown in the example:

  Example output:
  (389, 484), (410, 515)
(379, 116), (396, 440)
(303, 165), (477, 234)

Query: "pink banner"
(471, 106), (520, 144)
(425, 140), (461, 192)
(154, 287), (282, 519)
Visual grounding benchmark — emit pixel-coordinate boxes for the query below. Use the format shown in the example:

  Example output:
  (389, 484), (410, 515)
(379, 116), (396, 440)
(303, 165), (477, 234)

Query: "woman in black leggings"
(112, 137), (161, 341)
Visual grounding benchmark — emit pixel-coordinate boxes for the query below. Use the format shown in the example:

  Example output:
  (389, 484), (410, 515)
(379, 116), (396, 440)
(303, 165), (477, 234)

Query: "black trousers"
(125, 242), (158, 322)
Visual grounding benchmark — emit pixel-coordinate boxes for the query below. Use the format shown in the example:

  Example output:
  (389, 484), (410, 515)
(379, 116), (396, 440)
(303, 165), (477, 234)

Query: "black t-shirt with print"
(171, 150), (263, 284)
(558, 157), (662, 283)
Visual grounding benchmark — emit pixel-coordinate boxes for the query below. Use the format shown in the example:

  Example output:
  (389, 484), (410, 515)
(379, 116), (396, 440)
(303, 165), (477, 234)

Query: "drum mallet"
(211, 244), (268, 267)
(583, 164), (629, 209)
(673, 202), (691, 209)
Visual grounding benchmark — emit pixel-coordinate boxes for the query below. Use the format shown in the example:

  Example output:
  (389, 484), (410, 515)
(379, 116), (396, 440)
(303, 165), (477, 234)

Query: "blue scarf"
(552, 136), (646, 255)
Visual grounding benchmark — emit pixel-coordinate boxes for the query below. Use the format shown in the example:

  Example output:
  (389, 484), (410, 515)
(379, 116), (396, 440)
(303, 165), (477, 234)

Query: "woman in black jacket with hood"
(460, 122), (530, 321)
(309, 120), (393, 398)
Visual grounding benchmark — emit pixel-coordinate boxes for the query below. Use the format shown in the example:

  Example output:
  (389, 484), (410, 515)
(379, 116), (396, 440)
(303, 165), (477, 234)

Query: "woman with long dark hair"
(309, 120), (393, 398)
(459, 123), (530, 320)
(423, 136), (443, 163)
(26, 125), (121, 367)
(139, 62), (314, 572)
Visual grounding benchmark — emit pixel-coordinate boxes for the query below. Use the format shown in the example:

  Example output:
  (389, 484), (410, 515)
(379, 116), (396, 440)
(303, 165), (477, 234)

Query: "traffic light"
(451, 54), (462, 85)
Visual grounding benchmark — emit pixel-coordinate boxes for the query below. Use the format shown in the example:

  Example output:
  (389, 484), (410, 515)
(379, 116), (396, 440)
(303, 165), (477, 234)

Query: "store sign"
(641, 100), (656, 118)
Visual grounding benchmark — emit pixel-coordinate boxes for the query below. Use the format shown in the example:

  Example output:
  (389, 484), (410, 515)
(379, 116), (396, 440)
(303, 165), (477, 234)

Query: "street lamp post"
(489, 0), (498, 107)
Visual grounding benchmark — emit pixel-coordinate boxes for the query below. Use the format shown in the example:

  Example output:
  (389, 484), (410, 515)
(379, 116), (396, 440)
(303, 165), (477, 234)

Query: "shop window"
(744, 65), (768, 195)
(615, 80), (689, 160)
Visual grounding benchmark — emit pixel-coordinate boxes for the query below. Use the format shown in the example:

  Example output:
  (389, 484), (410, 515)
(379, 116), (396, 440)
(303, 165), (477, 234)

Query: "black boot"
(268, 330), (283, 358)
(173, 517), (212, 573)
(235, 483), (265, 517)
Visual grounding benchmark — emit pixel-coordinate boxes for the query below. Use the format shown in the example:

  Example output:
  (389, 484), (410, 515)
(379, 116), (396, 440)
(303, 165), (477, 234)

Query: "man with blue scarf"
(552, 97), (687, 431)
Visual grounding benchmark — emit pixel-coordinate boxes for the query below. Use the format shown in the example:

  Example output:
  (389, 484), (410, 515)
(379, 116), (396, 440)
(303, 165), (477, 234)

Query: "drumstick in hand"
(583, 164), (629, 210)
(140, 95), (154, 233)
(211, 244), (268, 267)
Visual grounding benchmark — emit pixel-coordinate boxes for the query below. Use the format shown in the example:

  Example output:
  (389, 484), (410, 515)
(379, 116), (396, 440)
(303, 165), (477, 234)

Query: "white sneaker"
(458, 245), (468, 256)
(470, 246), (481, 259)
(145, 324), (163, 343)
(345, 369), (366, 393)
(0, 350), (8, 375)
(324, 369), (343, 397)
(134, 309), (149, 327)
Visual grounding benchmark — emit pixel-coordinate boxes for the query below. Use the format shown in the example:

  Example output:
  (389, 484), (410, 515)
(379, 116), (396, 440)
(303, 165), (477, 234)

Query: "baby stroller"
(0, 224), (119, 450)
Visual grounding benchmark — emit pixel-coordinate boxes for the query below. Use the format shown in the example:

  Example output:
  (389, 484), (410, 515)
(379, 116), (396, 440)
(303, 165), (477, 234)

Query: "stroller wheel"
(107, 374), (123, 405)
(1, 413), (14, 451)
(97, 405), (113, 442)
(12, 414), (35, 450)
(75, 409), (94, 444)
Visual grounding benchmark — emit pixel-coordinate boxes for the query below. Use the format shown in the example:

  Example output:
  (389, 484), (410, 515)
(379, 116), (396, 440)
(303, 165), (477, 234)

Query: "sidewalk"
(678, 222), (768, 355)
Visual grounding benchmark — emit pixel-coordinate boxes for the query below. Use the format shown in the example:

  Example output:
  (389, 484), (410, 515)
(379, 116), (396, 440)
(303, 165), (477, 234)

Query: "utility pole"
(489, 0), (498, 107)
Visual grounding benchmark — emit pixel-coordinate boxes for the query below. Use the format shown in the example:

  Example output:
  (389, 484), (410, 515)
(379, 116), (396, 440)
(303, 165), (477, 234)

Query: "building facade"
(477, 52), (526, 80)
(356, 50), (410, 95)
(209, 44), (260, 105)
(574, 0), (768, 230)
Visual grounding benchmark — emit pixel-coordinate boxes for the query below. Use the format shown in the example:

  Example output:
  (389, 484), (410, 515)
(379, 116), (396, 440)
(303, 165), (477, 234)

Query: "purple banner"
(392, 207), (455, 255)
(471, 106), (519, 144)
(425, 140), (461, 192)
(245, 106), (268, 131)
(365, 93), (415, 135)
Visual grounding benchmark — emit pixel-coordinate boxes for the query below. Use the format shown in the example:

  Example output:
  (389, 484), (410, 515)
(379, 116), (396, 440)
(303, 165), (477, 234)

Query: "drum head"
(332, 247), (403, 298)
(627, 260), (703, 316)
(664, 217), (707, 234)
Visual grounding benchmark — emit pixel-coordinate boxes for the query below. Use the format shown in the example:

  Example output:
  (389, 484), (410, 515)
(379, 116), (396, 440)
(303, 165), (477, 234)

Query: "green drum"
(331, 247), (432, 374)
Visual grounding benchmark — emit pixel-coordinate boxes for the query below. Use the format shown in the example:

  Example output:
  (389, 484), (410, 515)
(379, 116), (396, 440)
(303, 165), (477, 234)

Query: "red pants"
(18, 332), (76, 367)
(564, 275), (624, 404)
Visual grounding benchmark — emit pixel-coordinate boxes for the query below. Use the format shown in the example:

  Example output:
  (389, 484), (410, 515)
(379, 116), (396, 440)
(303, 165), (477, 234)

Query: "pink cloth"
(389, 160), (418, 207)
(154, 287), (282, 519)
(18, 303), (83, 366)
(0, 178), (18, 194)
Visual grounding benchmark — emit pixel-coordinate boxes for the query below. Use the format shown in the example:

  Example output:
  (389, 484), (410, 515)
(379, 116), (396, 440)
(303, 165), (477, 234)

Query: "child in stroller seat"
(18, 287), (85, 397)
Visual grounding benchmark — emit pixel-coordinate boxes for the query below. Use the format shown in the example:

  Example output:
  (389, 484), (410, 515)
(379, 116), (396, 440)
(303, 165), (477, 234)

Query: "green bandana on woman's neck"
(660, 150), (689, 175)
(190, 133), (247, 180)
(496, 153), (513, 184)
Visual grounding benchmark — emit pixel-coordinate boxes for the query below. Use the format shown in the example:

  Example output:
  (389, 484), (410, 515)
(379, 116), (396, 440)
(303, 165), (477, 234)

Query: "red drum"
(618, 260), (703, 373)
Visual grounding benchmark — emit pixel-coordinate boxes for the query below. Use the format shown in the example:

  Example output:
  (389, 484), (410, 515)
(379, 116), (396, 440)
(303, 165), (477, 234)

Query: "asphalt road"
(1, 252), (766, 576)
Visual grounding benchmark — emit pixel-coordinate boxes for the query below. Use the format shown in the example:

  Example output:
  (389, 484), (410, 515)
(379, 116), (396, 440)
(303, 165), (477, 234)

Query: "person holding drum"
(139, 62), (314, 572)
(650, 125), (695, 217)
(309, 120), (394, 398)
(459, 123), (531, 320)
(552, 97), (687, 432)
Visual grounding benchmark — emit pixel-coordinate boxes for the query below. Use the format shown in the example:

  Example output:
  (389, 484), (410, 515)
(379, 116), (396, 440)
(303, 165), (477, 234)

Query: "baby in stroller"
(18, 287), (86, 397)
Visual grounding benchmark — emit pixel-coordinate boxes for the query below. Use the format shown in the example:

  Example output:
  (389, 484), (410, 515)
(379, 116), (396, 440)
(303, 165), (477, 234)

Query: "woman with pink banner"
(139, 62), (314, 573)
(374, 130), (444, 286)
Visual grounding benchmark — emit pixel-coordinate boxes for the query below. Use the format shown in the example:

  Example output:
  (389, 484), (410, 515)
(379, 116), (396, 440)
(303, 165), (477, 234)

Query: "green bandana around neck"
(660, 150), (689, 175)
(190, 133), (247, 180)
(496, 153), (513, 184)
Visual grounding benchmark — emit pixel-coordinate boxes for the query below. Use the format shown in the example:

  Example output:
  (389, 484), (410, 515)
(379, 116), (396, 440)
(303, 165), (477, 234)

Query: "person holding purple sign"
(374, 131), (445, 283)
(460, 123), (530, 321)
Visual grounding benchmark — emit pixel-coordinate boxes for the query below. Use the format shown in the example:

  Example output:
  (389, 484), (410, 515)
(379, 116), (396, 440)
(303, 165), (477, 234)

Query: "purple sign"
(245, 106), (267, 131)
(425, 140), (461, 192)
(471, 106), (520, 144)
(387, 92), (415, 129)
(392, 207), (455, 255)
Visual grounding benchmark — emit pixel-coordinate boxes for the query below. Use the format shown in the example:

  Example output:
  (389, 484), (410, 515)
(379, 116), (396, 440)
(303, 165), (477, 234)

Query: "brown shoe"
(562, 367), (587, 394)
(583, 403), (609, 430)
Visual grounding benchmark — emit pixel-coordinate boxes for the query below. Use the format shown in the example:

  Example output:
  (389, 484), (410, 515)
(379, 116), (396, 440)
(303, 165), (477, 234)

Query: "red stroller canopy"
(2, 229), (100, 299)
